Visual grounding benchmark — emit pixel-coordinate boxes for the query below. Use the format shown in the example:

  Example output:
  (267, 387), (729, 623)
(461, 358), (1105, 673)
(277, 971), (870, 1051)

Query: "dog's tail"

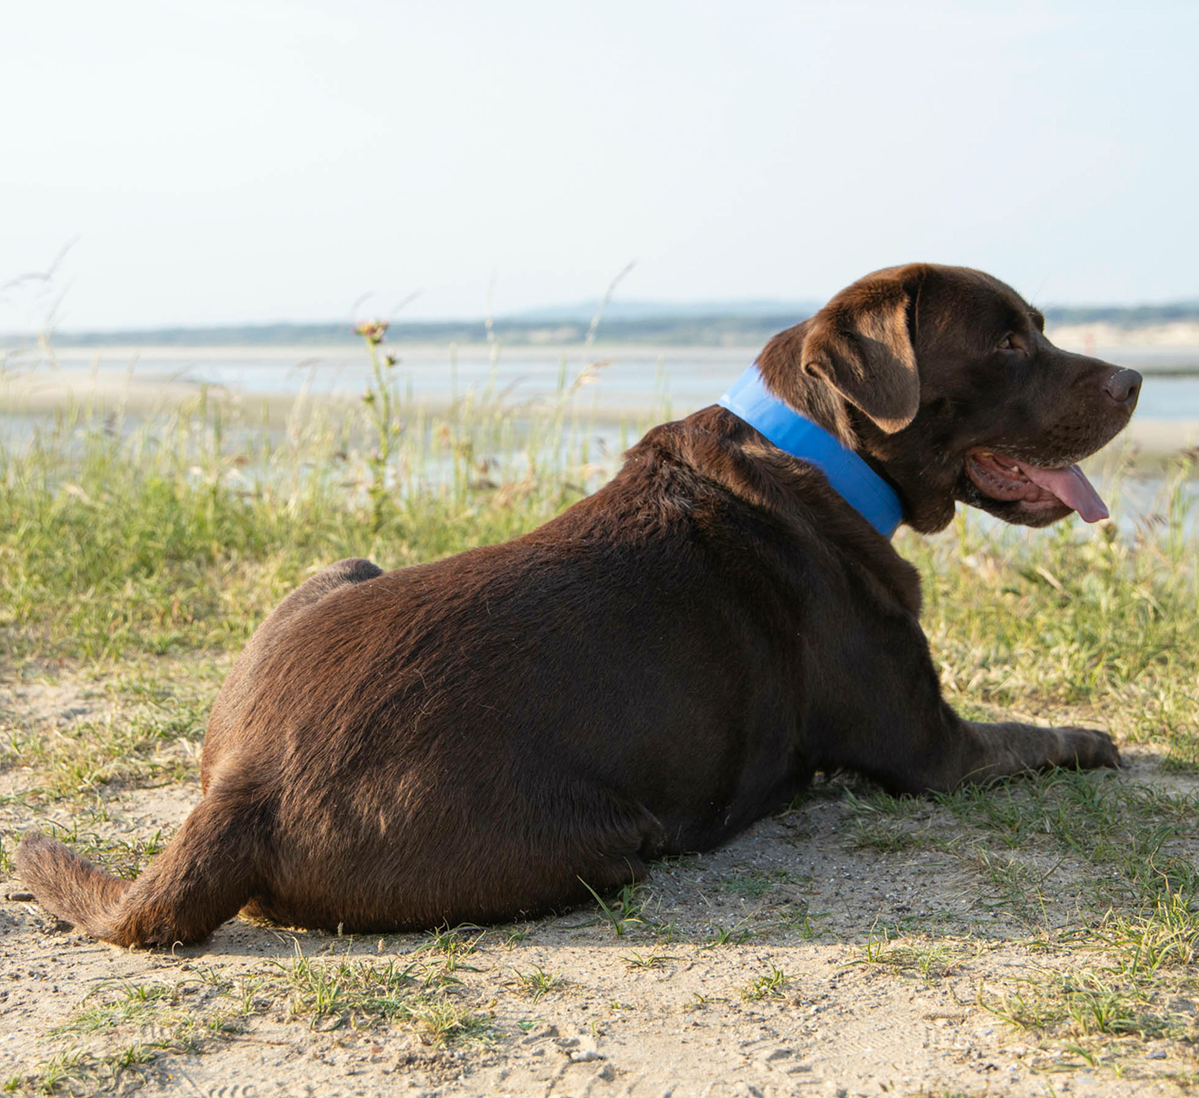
(15, 785), (268, 948)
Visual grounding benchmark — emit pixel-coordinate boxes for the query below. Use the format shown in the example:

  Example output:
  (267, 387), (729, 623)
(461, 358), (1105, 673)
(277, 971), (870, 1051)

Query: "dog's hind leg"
(15, 782), (270, 948)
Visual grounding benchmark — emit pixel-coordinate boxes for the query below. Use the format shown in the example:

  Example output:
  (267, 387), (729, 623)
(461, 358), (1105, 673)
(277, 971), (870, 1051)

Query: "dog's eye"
(997, 335), (1016, 351)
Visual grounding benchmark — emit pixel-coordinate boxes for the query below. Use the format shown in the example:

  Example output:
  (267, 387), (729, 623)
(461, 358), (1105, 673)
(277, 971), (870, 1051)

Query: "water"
(11, 342), (1199, 420)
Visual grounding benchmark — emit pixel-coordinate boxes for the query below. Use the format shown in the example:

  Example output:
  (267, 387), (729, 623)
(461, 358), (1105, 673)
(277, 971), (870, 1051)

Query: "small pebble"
(569, 1050), (603, 1063)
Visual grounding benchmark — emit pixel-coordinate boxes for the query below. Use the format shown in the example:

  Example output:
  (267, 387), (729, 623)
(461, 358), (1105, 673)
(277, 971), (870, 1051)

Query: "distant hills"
(8, 298), (1199, 349)
(508, 298), (823, 323)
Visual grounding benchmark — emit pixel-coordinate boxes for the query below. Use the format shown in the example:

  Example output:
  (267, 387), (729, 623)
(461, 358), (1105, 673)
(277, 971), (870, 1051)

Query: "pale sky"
(2, 0), (1196, 331)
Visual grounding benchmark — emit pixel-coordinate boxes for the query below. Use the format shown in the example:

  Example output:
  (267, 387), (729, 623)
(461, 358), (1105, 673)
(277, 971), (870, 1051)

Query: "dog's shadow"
(170, 751), (1197, 968)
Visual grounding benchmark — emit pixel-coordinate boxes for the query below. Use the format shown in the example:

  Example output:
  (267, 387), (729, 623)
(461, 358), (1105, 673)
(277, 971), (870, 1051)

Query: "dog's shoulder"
(607, 406), (922, 618)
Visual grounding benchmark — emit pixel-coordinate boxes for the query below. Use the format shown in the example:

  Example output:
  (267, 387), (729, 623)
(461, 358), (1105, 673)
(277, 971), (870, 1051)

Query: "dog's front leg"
(946, 717), (1120, 788)
(877, 706), (1121, 793)
(821, 609), (1120, 793)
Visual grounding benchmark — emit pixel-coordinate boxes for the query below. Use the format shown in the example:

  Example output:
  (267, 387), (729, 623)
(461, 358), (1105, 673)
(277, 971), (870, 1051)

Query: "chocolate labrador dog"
(17, 264), (1140, 947)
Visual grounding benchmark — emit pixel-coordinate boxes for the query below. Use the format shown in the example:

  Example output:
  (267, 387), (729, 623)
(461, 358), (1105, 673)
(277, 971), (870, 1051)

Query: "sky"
(2, 0), (1197, 331)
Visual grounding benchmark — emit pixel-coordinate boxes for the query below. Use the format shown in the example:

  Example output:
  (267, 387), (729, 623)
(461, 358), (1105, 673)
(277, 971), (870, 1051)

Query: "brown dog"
(17, 264), (1140, 948)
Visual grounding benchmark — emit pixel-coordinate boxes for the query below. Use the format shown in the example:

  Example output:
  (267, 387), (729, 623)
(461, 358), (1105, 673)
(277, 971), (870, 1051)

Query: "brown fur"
(16, 264), (1140, 948)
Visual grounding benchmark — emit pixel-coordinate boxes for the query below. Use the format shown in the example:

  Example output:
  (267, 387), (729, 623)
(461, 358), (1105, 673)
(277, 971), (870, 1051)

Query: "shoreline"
(3, 362), (1197, 467)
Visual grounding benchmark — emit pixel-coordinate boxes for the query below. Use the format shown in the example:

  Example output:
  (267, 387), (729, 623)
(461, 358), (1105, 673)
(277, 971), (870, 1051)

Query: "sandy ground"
(2, 675), (1198, 1098)
(1049, 322), (1199, 348)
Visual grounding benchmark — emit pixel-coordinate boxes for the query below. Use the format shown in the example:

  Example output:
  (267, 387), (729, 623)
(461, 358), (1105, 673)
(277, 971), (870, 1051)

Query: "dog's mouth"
(964, 449), (1109, 523)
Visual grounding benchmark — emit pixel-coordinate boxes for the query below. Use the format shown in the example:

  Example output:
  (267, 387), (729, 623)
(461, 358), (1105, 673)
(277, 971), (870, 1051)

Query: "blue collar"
(717, 364), (904, 538)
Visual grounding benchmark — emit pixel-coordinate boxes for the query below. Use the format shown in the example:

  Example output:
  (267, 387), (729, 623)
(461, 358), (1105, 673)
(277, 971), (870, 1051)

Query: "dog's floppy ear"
(798, 276), (920, 434)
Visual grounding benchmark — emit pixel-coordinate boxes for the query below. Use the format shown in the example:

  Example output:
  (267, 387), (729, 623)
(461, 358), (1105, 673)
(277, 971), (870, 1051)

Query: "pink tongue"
(1018, 463), (1109, 522)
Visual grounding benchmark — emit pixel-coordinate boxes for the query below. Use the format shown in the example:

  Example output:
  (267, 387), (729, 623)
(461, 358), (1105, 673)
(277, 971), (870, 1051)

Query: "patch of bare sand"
(1048, 324), (1199, 348)
(2, 678), (1197, 1097)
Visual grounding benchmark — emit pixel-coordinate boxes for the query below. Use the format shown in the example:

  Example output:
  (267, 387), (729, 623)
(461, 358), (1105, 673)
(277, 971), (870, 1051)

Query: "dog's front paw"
(1056, 726), (1120, 770)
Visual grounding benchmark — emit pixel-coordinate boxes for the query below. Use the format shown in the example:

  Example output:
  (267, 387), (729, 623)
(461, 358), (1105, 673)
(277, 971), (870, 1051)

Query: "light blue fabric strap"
(717, 363), (904, 538)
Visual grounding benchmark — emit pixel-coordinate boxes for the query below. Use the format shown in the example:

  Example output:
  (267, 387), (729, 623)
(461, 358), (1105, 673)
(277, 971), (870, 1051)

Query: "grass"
(11, 943), (491, 1095)
(720, 868), (798, 897)
(14, 973), (253, 1096)
(512, 964), (563, 999)
(2, 680), (208, 798)
(703, 918), (755, 947)
(0, 326), (633, 665)
(979, 890), (1199, 1051)
(740, 964), (791, 1001)
(934, 770), (1199, 912)
(986, 964), (1198, 1043)
(852, 923), (968, 983)
(575, 879), (657, 937)
(277, 947), (486, 1039)
(837, 766), (1199, 1062)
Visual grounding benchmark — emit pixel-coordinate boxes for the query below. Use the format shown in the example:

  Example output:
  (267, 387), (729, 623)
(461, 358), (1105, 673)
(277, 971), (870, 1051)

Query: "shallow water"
(9, 342), (1199, 420)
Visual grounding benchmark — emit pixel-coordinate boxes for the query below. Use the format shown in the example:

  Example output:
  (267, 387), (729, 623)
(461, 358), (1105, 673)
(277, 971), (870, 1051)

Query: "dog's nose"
(1104, 368), (1142, 408)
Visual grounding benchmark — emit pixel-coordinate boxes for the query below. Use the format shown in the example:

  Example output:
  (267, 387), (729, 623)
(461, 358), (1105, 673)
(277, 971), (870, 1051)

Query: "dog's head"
(757, 264), (1141, 533)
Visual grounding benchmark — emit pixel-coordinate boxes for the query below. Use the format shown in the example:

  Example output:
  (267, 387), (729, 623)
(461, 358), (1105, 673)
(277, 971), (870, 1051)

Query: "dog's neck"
(717, 364), (904, 538)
